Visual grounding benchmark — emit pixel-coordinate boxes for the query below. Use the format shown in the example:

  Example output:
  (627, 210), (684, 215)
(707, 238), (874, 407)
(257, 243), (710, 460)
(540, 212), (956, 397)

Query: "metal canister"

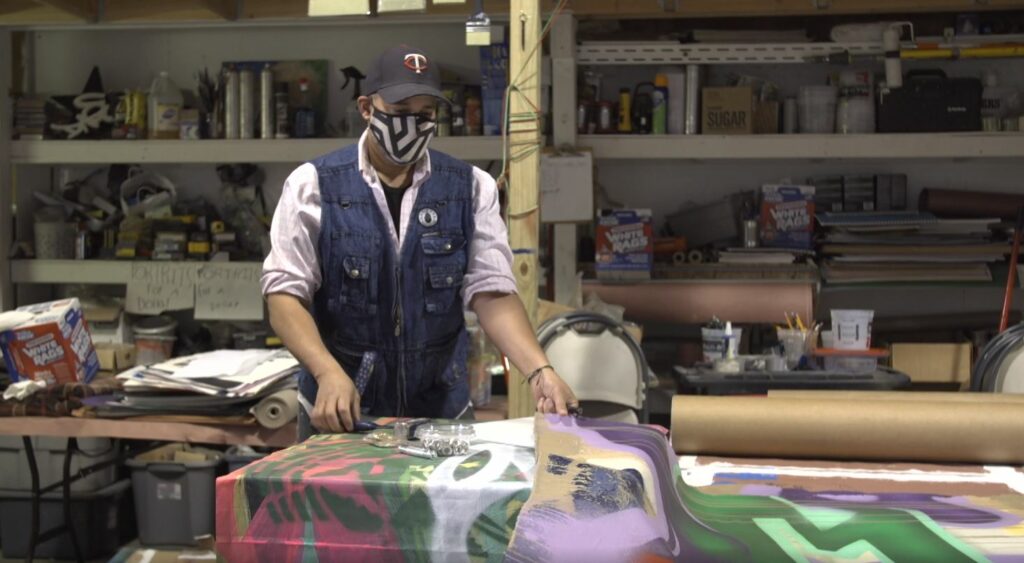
(239, 68), (255, 139)
(597, 101), (614, 134)
(576, 101), (590, 134)
(436, 98), (451, 137)
(684, 64), (701, 135)
(743, 219), (759, 248)
(259, 64), (274, 140)
(224, 66), (240, 139)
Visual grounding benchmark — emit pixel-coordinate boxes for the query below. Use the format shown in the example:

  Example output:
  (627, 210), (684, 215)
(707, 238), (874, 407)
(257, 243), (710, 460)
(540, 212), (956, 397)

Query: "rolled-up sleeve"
(463, 167), (518, 307)
(261, 163), (322, 304)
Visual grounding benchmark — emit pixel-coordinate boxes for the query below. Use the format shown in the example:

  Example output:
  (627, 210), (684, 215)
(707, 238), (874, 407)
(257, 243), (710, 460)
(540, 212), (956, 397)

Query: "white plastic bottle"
(982, 70), (1020, 121)
(147, 71), (184, 139)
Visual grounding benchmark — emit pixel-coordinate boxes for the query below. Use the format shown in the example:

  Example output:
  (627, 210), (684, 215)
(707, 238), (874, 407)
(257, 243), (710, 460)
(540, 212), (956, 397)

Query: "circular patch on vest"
(418, 208), (439, 228)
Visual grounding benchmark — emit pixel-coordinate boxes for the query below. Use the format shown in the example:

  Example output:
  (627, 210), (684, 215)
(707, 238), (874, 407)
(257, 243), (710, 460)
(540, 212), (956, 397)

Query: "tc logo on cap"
(403, 53), (428, 74)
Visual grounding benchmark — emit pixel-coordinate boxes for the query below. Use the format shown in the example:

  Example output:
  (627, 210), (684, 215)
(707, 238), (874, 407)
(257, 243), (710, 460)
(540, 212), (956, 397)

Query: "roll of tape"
(251, 389), (299, 429)
(687, 249), (704, 264)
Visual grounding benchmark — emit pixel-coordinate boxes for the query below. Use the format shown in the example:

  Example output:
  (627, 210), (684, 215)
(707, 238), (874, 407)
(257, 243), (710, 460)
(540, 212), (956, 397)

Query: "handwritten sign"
(125, 263), (197, 315)
(195, 263), (264, 321)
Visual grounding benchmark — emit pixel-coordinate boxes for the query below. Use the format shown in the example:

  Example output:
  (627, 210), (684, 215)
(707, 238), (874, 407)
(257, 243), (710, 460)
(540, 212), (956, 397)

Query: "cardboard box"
(761, 184), (816, 250)
(0, 298), (99, 385)
(95, 343), (137, 372)
(596, 209), (653, 280)
(702, 87), (753, 135)
(82, 303), (127, 345)
(754, 100), (780, 134)
(891, 343), (972, 388)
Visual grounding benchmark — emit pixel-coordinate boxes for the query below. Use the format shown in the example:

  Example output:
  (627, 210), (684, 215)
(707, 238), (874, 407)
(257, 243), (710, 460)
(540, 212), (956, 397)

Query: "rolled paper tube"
(251, 389), (299, 429)
(919, 188), (1024, 220)
(671, 394), (1024, 464)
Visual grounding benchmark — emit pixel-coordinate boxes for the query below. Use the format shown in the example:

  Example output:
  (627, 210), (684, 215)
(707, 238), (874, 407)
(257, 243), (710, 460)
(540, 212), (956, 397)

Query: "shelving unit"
(11, 137), (504, 165)
(580, 133), (1024, 160)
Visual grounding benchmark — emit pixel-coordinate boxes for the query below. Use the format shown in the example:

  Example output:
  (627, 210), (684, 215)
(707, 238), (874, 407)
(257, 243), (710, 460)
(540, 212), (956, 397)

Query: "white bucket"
(701, 327), (743, 362)
(798, 85), (838, 133)
(831, 309), (873, 350)
(33, 207), (75, 259)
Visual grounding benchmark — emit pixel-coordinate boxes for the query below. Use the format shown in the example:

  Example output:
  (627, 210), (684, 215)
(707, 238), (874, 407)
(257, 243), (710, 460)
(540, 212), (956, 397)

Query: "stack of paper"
(98, 349), (299, 418)
(816, 212), (1007, 283)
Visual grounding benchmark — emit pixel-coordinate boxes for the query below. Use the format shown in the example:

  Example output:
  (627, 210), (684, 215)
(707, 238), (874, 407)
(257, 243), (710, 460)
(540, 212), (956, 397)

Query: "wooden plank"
(200, 0), (238, 20)
(0, 28), (12, 312)
(31, 0), (95, 20)
(102, 0), (226, 22)
(241, 0), (307, 19)
(0, 417), (297, 447)
(549, 12), (578, 305)
(507, 0), (542, 419)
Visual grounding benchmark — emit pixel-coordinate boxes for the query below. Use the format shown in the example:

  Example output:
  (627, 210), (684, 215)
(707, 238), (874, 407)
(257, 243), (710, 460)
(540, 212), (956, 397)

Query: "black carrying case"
(877, 70), (982, 133)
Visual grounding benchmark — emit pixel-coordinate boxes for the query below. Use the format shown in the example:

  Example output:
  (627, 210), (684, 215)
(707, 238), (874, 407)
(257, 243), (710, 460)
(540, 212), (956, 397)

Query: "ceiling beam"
(31, 0), (96, 20)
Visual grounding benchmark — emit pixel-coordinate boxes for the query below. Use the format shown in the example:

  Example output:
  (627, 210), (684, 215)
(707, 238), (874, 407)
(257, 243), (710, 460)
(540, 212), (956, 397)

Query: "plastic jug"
(147, 71), (184, 139)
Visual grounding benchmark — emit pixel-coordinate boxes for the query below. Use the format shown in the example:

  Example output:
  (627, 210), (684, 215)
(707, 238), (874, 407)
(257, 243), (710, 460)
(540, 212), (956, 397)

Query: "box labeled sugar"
(761, 184), (815, 249)
(0, 298), (99, 385)
(596, 209), (653, 280)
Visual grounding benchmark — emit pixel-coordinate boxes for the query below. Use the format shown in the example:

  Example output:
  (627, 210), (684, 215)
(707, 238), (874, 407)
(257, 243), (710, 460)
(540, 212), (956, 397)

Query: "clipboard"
(540, 147), (594, 223)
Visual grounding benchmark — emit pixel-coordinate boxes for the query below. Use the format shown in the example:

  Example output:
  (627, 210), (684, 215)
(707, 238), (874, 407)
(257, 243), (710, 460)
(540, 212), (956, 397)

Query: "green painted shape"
(773, 497), (856, 532)
(304, 486), (328, 521)
(455, 450), (492, 481)
(302, 521), (319, 563)
(232, 476), (250, 538)
(319, 487), (384, 533)
(266, 501), (282, 525)
(277, 497), (295, 522)
(291, 491), (311, 522)
(389, 488), (436, 559)
(467, 489), (530, 562)
(755, 518), (894, 563)
(905, 509), (988, 563)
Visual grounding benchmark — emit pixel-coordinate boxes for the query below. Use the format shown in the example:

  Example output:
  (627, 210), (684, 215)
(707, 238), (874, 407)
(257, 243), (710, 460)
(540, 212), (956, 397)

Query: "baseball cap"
(363, 45), (448, 104)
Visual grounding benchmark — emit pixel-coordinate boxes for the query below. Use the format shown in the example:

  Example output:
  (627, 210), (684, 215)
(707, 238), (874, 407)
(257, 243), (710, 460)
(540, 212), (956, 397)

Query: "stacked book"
(14, 96), (46, 140)
(817, 212), (1008, 284)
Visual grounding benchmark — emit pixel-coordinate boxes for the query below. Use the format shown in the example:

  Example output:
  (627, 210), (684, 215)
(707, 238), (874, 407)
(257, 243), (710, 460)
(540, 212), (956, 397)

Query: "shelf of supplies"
(580, 133), (1024, 160)
(11, 259), (262, 284)
(10, 137), (504, 164)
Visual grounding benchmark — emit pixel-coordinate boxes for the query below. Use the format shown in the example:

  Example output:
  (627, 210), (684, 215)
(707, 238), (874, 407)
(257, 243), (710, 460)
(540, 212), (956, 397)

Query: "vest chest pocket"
(338, 255), (378, 315)
(424, 263), (464, 314)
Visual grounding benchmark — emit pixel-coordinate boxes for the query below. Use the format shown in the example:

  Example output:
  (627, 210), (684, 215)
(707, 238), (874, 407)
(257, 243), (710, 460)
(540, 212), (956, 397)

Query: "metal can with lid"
(597, 101), (615, 134)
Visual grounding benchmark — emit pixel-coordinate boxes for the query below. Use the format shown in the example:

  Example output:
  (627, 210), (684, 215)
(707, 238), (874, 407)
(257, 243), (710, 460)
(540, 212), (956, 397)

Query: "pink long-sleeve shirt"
(261, 132), (517, 307)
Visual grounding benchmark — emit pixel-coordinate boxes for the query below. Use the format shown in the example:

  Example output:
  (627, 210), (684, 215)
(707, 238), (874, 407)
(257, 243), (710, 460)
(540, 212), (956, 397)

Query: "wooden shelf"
(581, 133), (1024, 160)
(12, 260), (259, 284)
(10, 137), (503, 164)
(0, 416), (295, 448)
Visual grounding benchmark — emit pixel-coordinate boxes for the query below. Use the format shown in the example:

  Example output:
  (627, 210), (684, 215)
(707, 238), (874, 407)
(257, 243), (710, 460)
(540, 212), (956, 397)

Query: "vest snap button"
(443, 243), (452, 251)
(446, 276), (454, 285)
(351, 269), (360, 277)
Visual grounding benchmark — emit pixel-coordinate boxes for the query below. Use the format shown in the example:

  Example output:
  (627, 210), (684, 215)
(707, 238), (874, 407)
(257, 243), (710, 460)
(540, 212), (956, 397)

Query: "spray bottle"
(340, 66), (367, 138)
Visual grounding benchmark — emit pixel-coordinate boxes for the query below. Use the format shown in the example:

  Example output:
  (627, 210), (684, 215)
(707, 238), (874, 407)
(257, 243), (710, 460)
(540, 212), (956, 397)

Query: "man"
(262, 45), (578, 437)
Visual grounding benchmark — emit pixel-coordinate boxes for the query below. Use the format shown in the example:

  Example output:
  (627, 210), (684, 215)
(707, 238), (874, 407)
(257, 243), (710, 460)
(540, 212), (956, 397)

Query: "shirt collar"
(357, 129), (432, 188)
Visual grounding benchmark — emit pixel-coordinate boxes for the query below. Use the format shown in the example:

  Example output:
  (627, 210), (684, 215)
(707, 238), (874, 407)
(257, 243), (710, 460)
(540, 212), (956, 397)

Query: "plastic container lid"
(132, 315), (178, 336)
(654, 74), (669, 87)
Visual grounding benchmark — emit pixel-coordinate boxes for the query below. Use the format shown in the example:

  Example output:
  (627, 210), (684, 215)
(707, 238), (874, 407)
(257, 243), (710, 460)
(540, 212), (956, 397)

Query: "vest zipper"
(393, 265), (406, 414)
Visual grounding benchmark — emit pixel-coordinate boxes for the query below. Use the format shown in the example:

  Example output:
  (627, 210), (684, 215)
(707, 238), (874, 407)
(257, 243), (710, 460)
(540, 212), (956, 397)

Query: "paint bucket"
(132, 316), (178, 366)
(830, 309), (873, 350)
(701, 327), (743, 362)
(33, 207), (75, 259)
(798, 85), (837, 133)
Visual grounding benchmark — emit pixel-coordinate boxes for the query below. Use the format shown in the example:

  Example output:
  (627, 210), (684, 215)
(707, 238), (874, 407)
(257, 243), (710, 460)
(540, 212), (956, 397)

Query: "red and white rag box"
(0, 298), (100, 385)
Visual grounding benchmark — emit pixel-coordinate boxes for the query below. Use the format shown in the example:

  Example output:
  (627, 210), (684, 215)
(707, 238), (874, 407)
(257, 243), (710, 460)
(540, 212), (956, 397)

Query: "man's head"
(358, 46), (448, 166)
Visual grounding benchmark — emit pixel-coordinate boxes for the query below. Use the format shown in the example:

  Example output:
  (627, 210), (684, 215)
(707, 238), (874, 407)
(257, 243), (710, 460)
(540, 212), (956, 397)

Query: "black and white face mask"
(368, 107), (436, 165)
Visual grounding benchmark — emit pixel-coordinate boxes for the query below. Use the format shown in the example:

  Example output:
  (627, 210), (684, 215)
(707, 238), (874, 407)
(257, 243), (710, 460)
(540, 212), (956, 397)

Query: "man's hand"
(312, 371), (361, 433)
(531, 368), (579, 416)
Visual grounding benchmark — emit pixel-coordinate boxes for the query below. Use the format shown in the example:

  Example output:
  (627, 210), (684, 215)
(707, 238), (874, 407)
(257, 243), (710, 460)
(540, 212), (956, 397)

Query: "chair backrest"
(538, 313), (645, 413)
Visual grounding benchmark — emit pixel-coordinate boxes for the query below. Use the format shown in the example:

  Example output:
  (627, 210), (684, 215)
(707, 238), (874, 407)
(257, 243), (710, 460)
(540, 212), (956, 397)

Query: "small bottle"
(274, 82), (290, 139)
(147, 71), (184, 140)
(617, 88), (632, 133)
(293, 78), (316, 139)
(652, 74), (669, 135)
(259, 64), (274, 140)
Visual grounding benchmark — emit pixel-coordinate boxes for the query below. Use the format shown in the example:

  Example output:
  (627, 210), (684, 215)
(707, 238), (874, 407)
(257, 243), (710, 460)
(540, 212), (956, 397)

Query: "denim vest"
(297, 145), (474, 419)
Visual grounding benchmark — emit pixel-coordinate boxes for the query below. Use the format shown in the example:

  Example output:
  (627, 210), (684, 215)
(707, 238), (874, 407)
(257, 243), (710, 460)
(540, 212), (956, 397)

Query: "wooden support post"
(31, 0), (96, 21)
(507, 0), (541, 419)
(550, 12), (577, 305)
(1, 27), (13, 311)
(200, 0), (238, 20)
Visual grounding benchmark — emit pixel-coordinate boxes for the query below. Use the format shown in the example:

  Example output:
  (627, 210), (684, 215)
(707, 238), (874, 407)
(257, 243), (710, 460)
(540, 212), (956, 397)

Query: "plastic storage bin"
(127, 449), (223, 546)
(224, 445), (268, 473)
(0, 479), (135, 560)
(0, 436), (118, 492)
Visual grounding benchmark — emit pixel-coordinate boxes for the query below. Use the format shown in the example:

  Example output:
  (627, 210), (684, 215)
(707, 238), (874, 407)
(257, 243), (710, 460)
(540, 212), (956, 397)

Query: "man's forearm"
(471, 292), (548, 377)
(267, 293), (346, 382)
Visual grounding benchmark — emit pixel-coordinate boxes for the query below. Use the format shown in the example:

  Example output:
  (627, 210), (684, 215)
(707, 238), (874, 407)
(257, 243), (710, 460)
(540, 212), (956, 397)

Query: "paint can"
(239, 68), (255, 139)
(224, 66), (240, 139)
(259, 64), (274, 140)
(684, 64), (702, 135)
